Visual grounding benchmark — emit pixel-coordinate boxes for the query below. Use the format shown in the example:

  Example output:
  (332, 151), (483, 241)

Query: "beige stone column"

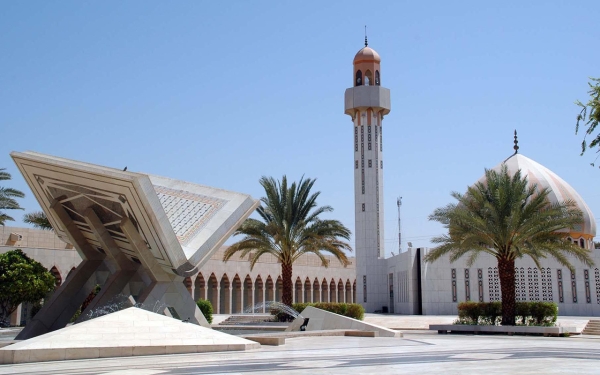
(228, 287), (233, 314)
(9, 304), (22, 326)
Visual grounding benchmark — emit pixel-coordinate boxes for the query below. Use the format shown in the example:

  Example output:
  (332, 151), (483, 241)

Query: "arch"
(207, 273), (219, 313)
(313, 278), (321, 302)
(353, 280), (357, 303)
(266, 276), (274, 303)
(243, 275), (254, 312)
(337, 279), (344, 303)
(355, 70), (363, 86)
(219, 274), (231, 314)
(580, 238), (585, 248)
(365, 70), (373, 86)
(304, 278), (312, 303)
(183, 276), (193, 296)
(275, 276), (283, 302)
(255, 276), (264, 312)
(345, 280), (352, 303)
(232, 274), (242, 314)
(295, 277), (303, 303)
(321, 278), (329, 303)
(375, 70), (380, 85)
(330, 279), (336, 302)
(50, 266), (62, 287)
(194, 273), (206, 301)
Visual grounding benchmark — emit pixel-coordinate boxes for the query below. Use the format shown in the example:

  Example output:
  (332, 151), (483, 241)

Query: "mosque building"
(2, 41), (599, 325)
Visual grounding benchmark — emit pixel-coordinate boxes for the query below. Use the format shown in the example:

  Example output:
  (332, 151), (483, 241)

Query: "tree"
(0, 168), (25, 226)
(424, 165), (593, 325)
(23, 211), (53, 230)
(0, 249), (56, 323)
(575, 77), (600, 166)
(224, 176), (352, 307)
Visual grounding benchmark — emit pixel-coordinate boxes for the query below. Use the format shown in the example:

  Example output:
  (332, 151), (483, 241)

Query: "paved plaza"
(1, 328), (600, 374)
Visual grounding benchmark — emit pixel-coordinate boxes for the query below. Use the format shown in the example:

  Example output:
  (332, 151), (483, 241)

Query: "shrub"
(288, 302), (365, 320)
(196, 299), (213, 324)
(456, 301), (558, 326)
(457, 301), (481, 324)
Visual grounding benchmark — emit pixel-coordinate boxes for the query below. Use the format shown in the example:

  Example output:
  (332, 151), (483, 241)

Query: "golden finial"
(513, 130), (519, 154)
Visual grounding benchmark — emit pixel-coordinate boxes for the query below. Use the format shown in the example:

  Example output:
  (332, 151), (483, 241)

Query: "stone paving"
(1, 315), (600, 374)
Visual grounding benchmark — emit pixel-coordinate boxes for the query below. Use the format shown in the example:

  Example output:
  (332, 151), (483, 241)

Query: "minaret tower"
(344, 38), (391, 312)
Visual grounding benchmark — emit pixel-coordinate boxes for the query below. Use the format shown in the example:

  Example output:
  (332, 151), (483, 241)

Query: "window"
(355, 70), (363, 86)
(375, 70), (380, 85)
(365, 70), (372, 86)
(368, 160), (372, 168)
(355, 160), (358, 169)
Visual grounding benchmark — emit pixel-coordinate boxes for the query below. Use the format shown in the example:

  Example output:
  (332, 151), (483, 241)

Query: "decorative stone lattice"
(595, 269), (600, 304)
(541, 267), (553, 302)
(155, 186), (226, 246)
(488, 267), (500, 301)
(527, 267), (540, 301)
(515, 267), (526, 301)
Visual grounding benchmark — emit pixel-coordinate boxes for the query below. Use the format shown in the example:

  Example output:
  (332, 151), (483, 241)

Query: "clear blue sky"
(1, 1), (599, 255)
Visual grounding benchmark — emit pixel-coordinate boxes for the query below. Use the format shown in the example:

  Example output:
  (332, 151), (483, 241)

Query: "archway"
(207, 273), (219, 314)
(266, 276), (274, 303)
(330, 279), (336, 302)
(304, 278), (312, 302)
(232, 275), (242, 314)
(194, 273), (206, 301)
(219, 274), (231, 314)
(243, 275), (254, 312)
(255, 276), (264, 312)
(295, 277), (302, 303)
(321, 279), (328, 303)
(49, 266), (62, 287)
(313, 278), (321, 302)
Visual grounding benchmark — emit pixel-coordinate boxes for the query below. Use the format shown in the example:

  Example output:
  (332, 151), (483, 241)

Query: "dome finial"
(364, 25), (368, 47)
(513, 130), (519, 154)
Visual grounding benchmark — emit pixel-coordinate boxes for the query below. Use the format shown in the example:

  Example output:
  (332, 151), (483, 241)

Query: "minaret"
(344, 38), (391, 312)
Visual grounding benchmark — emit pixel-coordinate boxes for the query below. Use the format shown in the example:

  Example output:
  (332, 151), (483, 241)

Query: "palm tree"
(0, 168), (24, 226)
(425, 165), (594, 325)
(224, 176), (352, 307)
(23, 211), (53, 230)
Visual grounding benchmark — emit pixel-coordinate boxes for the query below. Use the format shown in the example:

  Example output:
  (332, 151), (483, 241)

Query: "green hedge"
(196, 299), (213, 324)
(457, 301), (557, 326)
(290, 302), (365, 321)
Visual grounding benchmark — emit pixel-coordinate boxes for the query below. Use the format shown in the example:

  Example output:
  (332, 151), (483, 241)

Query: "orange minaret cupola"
(353, 38), (381, 88)
(344, 37), (391, 312)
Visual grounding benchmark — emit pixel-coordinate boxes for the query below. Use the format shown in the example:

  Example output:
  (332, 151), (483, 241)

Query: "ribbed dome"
(354, 46), (381, 63)
(478, 153), (596, 238)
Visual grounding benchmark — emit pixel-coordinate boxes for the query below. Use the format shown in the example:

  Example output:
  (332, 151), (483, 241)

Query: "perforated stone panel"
(155, 186), (227, 246)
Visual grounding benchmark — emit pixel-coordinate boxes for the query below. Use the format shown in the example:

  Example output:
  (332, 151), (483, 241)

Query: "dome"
(477, 153), (596, 238)
(354, 46), (381, 64)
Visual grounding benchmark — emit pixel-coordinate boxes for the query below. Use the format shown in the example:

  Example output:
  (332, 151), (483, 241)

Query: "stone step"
(582, 320), (600, 335)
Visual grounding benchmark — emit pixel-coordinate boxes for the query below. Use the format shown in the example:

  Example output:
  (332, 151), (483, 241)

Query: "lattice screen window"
(464, 269), (471, 301)
(515, 267), (526, 301)
(488, 267), (500, 301)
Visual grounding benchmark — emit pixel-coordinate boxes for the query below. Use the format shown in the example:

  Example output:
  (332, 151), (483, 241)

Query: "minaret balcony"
(344, 86), (391, 117)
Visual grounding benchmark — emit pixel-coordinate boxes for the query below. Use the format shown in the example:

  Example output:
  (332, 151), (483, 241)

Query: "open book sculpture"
(11, 152), (259, 339)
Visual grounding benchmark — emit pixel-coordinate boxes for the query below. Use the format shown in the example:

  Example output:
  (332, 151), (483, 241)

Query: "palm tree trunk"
(498, 257), (516, 326)
(281, 262), (293, 307)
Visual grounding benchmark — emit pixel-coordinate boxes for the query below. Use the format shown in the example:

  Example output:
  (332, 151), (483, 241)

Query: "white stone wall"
(419, 248), (600, 316)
